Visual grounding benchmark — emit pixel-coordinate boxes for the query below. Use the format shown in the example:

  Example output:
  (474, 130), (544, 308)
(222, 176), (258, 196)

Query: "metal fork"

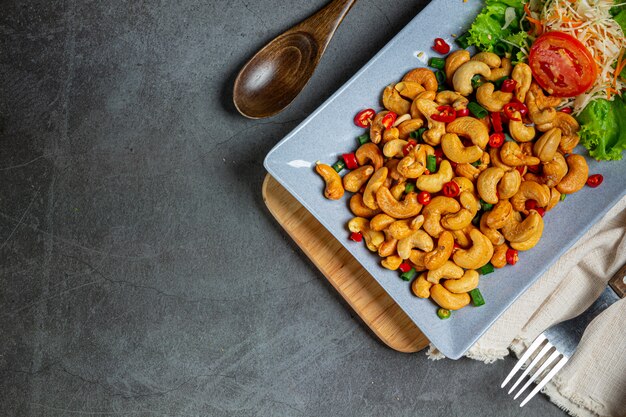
(502, 263), (626, 407)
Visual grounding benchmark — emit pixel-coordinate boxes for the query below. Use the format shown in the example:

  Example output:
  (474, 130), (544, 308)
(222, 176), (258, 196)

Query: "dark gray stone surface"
(0, 0), (568, 416)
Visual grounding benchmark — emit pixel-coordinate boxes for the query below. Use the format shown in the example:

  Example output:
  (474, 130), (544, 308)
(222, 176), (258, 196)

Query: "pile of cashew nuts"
(316, 50), (590, 313)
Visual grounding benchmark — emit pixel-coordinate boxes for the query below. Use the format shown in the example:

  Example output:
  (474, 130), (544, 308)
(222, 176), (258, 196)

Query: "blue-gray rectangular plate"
(263, 0), (626, 359)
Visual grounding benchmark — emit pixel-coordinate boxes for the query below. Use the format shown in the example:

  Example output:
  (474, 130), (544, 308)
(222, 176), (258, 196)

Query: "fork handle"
(608, 263), (626, 298)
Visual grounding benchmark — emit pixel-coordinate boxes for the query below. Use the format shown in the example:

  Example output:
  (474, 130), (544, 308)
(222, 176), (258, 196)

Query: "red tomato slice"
(528, 31), (597, 97)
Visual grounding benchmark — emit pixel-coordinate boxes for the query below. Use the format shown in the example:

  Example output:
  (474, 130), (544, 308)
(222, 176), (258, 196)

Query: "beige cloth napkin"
(427, 195), (626, 417)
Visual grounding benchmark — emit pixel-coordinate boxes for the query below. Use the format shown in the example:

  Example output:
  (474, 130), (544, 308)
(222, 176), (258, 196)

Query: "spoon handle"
(296, 0), (357, 50)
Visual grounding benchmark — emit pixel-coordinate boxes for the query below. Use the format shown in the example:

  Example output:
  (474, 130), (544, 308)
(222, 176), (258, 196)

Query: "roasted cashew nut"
(315, 163), (344, 200)
(383, 139), (409, 158)
(485, 199), (513, 229)
(402, 68), (438, 92)
(378, 231), (398, 257)
(356, 142), (384, 170)
(471, 51), (501, 68)
(409, 249), (427, 271)
(511, 63), (532, 102)
(445, 50), (471, 81)
(375, 187), (422, 219)
(452, 176), (475, 194)
(446, 116), (490, 149)
(430, 284), (471, 310)
(424, 231), (455, 271)
(342, 165), (374, 193)
(500, 141), (541, 167)
(537, 111), (580, 135)
(411, 272), (432, 298)
(455, 162), (481, 181)
(526, 83), (560, 126)
(426, 260), (464, 284)
(397, 118), (424, 139)
(509, 211), (545, 251)
(559, 134), (580, 154)
(397, 230), (434, 259)
(414, 98), (446, 146)
(533, 128), (561, 162)
(480, 213), (506, 246)
(501, 210), (543, 243)
(498, 169), (522, 199)
(556, 154), (588, 195)
(486, 57), (513, 81)
(476, 83), (513, 112)
(381, 254), (403, 271)
(443, 269), (480, 294)
(508, 111), (536, 143)
(394, 81), (426, 100)
(452, 228), (494, 270)
(382, 127), (400, 144)
(441, 133), (483, 164)
(452, 61), (492, 96)
(415, 160), (454, 193)
(435, 90), (469, 110)
(383, 85), (411, 115)
(441, 191), (479, 231)
(510, 180), (551, 213)
(368, 111), (388, 144)
(369, 213), (396, 232)
(348, 217), (385, 252)
(477, 167), (505, 204)
(422, 196), (461, 238)
(385, 158), (404, 182)
(546, 187), (562, 211)
(542, 152), (568, 187)
(397, 155), (426, 179)
(363, 167), (388, 210)
(349, 194), (380, 218)
(387, 215), (424, 239)
(489, 147), (514, 171)
(490, 243), (509, 268)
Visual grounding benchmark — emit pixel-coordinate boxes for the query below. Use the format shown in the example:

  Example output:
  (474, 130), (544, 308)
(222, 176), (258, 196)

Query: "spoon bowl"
(233, 0), (356, 119)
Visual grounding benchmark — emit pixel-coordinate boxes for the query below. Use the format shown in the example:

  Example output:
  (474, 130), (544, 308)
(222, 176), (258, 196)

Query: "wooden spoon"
(233, 0), (357, 119)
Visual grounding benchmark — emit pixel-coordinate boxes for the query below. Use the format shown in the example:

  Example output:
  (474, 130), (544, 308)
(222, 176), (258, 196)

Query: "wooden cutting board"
(262, 174), (429, 353)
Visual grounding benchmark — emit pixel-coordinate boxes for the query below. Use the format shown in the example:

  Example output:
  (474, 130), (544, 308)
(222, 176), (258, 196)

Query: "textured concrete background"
(0, 0), (567, 416)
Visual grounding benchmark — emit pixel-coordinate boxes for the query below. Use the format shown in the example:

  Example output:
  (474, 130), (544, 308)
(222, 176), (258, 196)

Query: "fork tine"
(501, 334), (546, 388)
(520, 356), (569, 407)
(507, 341), (553, 395)
(513, 350), (561, 400)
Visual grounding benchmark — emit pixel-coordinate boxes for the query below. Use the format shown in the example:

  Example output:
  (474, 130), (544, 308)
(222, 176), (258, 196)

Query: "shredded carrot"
(524, 3), (544, 36)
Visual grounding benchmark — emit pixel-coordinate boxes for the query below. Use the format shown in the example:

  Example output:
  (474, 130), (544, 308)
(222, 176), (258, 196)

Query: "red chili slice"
(432, 37), (451, 54)
(354, 108), (375, 127)
(515, 166), (526, 175)
(398, 262), (412, 273)
(431, 105), (456, 123)
(586, 174), (603, 188)
(506, 248), (519, 265)
(490, 112), (503, 133)
(403, 140), (417, 156)
(489, 133), (505, 148)
(525, 199), (537, 210)
(536, 207), (546, 217)
(350, 232), (363, 242)
(528, 164), (541, 174)
(417, 191), (431, 205)
(381, 112), (397, 129)
(501, 79), (517, 93)
(503, 103), (524, 121)
(560, 107), (573, 114)
(442, 181), (460, 198)
(456, 108), (470, 117)
(434, 147), (444, 166)
(342, 153), (358, 170)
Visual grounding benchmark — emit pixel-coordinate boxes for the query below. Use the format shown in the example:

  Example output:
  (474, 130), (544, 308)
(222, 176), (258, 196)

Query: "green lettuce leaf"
(466, 1), (527, 55)
(576, 95), (626, 161)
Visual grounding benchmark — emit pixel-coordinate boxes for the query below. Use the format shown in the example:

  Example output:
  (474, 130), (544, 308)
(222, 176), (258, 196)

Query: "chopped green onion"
(426, 155), (437, 173)
(471, 159), (481, 167)
(480, 199), (494, 211)
(357, 134), (370, 145)
(435, 70), (446, 88)
(428, 57), (446, 70)
(400, 267), (417, 281)
(478, 263), (494, 275)
(471, 75), (484, 89)
(455, 32), (471, 49)
(437, 308), (451, 320)
(471, 212), (481, 227)
(504, 133), (515, 142)
(411, 127), (426, 140)
(405, 183), (415, 193)
(560, 193), (567, 201)
(469, 288), (485, 306)
(493, 76), (509, 90)
(493, 41), (512, 57)
(468, 102), (488, 119)
(332, 160), (346, 173)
